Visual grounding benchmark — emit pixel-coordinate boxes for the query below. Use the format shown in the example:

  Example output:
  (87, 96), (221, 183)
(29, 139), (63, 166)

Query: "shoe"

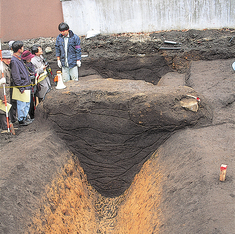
(19, 120), (30, 126)
(26, 118), (33, 124)
(13, 120), (19, 126)
(26, 114), (34, 122)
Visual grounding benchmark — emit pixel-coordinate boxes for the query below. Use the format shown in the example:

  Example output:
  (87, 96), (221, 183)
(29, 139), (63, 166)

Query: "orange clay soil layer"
(27, 151), (162, 234)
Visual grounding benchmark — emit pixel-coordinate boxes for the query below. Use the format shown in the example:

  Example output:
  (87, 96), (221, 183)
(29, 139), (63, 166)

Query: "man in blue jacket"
(55, 22), (81, 82)
(10, 41), (32, 126)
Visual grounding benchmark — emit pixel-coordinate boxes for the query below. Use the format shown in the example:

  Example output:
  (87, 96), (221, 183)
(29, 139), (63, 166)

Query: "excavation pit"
(1, 29), (235, 233)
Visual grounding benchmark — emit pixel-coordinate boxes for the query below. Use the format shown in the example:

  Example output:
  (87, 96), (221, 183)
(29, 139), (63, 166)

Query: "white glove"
(77, 60), (81, 67)
(57, 60), (62, 68)
(0, 77), (6, 85)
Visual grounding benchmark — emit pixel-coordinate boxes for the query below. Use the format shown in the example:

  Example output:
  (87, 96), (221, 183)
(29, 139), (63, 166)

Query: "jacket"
(55, 30), (81, 68)
(0, 61), (11, 101)
(31, 55), (51, 99)
(10, 56), (31, 93)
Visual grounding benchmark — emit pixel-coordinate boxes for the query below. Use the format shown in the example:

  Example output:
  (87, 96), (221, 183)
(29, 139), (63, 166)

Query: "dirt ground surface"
(0, 29), (235, 233)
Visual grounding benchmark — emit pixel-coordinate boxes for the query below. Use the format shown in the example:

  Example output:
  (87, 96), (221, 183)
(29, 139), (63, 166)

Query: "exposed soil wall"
(2, 28), (235, 80)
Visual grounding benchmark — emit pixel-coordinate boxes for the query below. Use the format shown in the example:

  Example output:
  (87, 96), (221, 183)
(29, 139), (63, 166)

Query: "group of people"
(0, 41), (51, 129)
(0, 22), (82, 132)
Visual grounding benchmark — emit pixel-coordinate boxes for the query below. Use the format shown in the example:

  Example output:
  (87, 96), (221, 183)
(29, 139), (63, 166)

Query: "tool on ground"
(229, 36), (234, 43)
(164, 40), (182, 45)
(186, 94), (201, 102)
(220, 164), (227, 181)
(0, 39), (10, 133)
(159, 47), (182, 50)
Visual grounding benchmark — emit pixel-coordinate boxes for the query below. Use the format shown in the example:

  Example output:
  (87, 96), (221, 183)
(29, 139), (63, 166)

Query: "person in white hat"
(0, 50), (13, 131)
(8, 41), (15, 55)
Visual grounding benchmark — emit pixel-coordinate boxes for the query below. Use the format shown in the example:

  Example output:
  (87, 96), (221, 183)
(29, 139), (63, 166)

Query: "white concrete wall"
(62, 0), (235, 36)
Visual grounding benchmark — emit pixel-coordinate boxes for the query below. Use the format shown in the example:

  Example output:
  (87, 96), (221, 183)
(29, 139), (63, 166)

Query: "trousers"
(62, 66), (78, 82)
(17, 99), (30, 122)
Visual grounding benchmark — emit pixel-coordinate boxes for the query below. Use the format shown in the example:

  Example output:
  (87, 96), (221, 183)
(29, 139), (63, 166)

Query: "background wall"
(1, 0), (235, 42)
(62, 0), (235, 36)
(0, 0), (63, 42)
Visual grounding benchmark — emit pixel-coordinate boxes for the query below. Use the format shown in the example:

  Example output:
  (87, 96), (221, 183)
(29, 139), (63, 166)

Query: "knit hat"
(1, 50), (12, 59)
(21, 50), (34, 60)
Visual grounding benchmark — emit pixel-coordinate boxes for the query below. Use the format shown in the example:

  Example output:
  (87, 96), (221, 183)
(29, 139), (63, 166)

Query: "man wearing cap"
(0, 50), (13, 131)
(10, 41), (32, 126)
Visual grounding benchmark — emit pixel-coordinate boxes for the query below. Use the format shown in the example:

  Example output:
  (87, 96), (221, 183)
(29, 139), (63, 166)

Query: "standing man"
(10, 41), (32, 126)
(55, 22), (81, 82)
(0, 50), (12, 131)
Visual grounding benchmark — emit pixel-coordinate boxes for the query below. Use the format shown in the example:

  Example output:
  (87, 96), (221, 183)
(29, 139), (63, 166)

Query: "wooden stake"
(220, 164), (227, 181)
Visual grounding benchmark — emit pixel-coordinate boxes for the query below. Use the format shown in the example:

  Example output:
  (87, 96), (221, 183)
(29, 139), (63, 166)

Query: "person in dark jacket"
(10, 41), (32, 126)
(55, 22), (81, 82)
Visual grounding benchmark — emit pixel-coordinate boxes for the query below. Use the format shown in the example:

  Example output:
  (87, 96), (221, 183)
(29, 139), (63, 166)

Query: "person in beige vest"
(31, 45), (51, 102)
